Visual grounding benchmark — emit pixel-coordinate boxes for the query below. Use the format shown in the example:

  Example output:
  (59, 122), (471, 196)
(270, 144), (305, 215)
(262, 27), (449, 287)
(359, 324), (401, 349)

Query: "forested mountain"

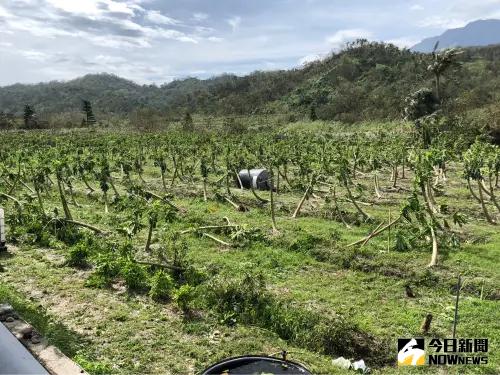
(412, 19), (500, 52)
(1, 40), (500, 124)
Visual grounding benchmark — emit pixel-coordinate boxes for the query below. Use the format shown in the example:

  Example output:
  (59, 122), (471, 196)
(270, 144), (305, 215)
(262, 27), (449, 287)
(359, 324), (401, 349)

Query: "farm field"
(0, 123), (499, 375)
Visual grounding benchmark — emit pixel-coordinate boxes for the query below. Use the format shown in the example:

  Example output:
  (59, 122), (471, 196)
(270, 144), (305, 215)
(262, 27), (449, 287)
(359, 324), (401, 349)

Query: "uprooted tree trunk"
(202, 177), (208, 202)
(269, 170), (279, 234)
(346, 215), (401, 248)
(0, 192), (23, 207)
(234, 169), (244, 190)
(344, 181), (371, 222)
(180, 224), (239, 235)
(103, 190), (109, 214)
(202, 232), (231, 247)
(144, 221), (155, 252)
(486, 176), (500, 213)
(426, 181), (438, 211)
(467, 178), (481, 203)
(374, 174), (382, 199)
(143, 190), (180, 212)
(428, 225), (438, 267)
(33, 184), (45, 215)
(292, 176), (314, 219)
(223, 194), (247, 212)
(160, 168), (167, 192)
(477, 179), (496, 224)
(108, 176), (120, 198)
(64, 219), (108, 235)
(420, 183), (438, 218)
(66, 181), (81, 208)
(56, 174), (73, 220)
(332, 186), (351, 228)
(82, 175), (95, 194)
(392, 166), (398, 188)
(170, 156), (179, 187)
(246, 169), (268, 204)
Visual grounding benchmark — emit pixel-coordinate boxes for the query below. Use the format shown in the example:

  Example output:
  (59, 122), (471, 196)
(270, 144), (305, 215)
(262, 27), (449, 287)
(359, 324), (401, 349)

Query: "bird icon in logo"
(398, 338), (425, 366)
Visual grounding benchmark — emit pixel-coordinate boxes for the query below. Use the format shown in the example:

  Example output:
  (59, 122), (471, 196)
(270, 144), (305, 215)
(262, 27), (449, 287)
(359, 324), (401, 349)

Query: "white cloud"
(417, 16), (467, 29)
(106, 1), (143, 15)
(45, 0), (143, 17)
(192, 12), (208, 21)
(227, 16), (241, 31)
(146, 28), (198, 43)
(5, 16), (79, 38)
(0, 2), (198, 47)
(45, 0), (102, 16)
(94, 55), (127, 64)
(3, 0), (498, 86)
(298, 53), (322, 66)
(326, 29), (374, 49)
(0, 5), (11, 17)
(207, 36), (224, 43)
(145, 10), (180, 25)
(194, 26), (215, 34)
(86, 34), (151, 48)
(385, 37), (421, 48)
(417, 1), (500, 29)
(40, 58), (171, 84)
(19, 50), (51, 62)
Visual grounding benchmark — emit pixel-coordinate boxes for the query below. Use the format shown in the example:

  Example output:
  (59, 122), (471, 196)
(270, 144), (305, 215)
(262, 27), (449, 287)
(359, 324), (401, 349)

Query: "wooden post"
(452, 275), (461, 339)
(387, 209), (391, 251)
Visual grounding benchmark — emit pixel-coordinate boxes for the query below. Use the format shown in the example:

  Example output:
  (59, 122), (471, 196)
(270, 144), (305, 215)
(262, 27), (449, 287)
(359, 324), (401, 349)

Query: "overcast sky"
(0, 0), (499, 85)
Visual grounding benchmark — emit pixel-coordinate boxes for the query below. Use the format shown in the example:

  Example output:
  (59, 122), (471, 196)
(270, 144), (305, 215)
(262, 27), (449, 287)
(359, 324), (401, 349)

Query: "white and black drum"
(238, 169), (273, 191)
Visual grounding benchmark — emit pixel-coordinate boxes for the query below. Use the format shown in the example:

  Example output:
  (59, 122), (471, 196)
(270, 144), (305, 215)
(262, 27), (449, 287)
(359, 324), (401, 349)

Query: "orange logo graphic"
(398, 338), (425, 366)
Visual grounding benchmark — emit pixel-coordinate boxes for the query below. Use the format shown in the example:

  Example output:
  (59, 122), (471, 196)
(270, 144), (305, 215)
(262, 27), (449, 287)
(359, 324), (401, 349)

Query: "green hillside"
(1, 41), (500, 124)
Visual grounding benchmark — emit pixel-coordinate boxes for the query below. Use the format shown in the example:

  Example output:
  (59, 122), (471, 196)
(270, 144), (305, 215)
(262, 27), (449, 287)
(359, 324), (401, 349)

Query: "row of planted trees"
(1, 128), (498, 270)
(4, 100), (97, 129)
(0, 126), (498, 366)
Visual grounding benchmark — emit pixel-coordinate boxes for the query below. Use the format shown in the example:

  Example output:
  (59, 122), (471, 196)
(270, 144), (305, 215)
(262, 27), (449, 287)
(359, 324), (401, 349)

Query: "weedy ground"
(0, 126), (499, 375)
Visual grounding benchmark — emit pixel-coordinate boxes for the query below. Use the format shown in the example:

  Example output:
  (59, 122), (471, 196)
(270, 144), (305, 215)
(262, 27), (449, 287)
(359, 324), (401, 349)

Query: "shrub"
(119, 258), (149, 292)
(66, 243), (89, 268)
(85, 251), (121, 288)
(74, 352), (113, 375)
(173, 285), (196, 313)
(203, 273), (379, 359)
(205, 273), (266, 322)
(149, 270), (174, 302)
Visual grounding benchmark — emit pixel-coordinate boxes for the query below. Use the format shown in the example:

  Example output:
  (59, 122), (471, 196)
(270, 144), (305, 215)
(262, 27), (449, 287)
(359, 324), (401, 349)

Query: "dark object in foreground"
(0, 319), (49, 374)
(201, 355), (311, 374)
(421, 313), (433, 334)
(238, 169), (273, 191)
(405, 285), (415, 298)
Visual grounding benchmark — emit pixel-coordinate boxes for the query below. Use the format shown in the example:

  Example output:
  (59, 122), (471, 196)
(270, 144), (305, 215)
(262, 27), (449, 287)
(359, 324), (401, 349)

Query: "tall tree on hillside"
(182, 111), (193, 131)
(427, 42), (462, 101)
(82, 100), (96, 126)
(309, 105), (317, 121)
(0, 111), (15, 129)
(23, 105), (36, 128)
(404, 88), (439, 148)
